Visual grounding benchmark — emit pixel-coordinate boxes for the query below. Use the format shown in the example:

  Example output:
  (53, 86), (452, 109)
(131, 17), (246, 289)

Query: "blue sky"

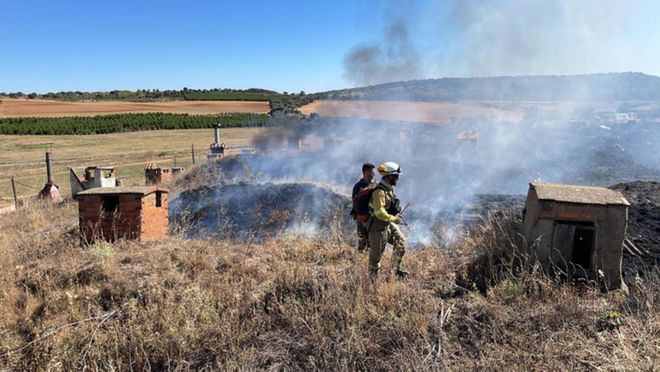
(2, 0), (659, 94)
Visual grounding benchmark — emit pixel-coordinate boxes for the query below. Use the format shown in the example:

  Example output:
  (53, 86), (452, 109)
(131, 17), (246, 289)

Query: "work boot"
(395, 268), (409, 280)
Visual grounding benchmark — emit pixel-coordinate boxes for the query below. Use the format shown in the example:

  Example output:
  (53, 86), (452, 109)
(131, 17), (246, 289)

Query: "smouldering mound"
(610, 181), (660, 265)
(170, 182), (352, 240)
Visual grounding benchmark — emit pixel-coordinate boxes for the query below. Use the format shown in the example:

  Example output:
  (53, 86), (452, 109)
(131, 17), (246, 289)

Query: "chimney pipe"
(45, 151), (54, 184)
(214, 124), (221, 144)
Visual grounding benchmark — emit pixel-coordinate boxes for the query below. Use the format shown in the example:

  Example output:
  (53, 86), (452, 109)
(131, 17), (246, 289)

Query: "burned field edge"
(0, 194), (657, 370)
(1, 134), (658, 368)
(170, 161), (659, 272)
(0, 89), (658, 367)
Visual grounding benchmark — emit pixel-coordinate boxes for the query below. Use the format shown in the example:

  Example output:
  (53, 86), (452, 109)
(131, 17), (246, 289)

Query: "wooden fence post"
(11, 176), (18, 208)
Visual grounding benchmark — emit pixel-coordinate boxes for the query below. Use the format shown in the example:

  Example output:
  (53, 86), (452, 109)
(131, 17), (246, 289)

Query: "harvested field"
(0, 98), (270, 118)
(298, 100), (523, 123)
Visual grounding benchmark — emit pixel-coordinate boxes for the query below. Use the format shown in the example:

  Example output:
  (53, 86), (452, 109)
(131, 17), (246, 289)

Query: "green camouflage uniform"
(367, 179), (406, 276)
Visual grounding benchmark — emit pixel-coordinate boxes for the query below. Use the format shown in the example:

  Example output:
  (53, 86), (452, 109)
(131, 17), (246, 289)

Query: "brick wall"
(79, 191), (168, 243)
(145, 169), (173, 185)
(79, 194), (142, 242)
(140, 192), (168, 241)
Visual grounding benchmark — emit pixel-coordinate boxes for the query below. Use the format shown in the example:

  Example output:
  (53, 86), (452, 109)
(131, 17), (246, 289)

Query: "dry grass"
(0, 128), (264, 202)
(0, 203), (657, 370)
(298, 100), (523, 124)
(0, 99), (269, 118)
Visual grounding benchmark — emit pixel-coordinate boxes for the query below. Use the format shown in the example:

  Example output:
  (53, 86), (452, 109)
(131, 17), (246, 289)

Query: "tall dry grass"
(0, 203), (657, 370)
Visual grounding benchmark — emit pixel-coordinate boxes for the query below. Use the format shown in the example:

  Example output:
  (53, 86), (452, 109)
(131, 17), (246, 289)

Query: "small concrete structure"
(287, 136), (302, 151)
(287, 136), (323, 152)
(144, 164), (184, 185)
(207, 124), (226, 160)
(69, 166), (120, 198)
(323, 137), (344, 150)
(77, 186), (169, 243)
(239, 147), (256, 155)
(207, 142), (226, 160)
(522, 182), (629, 289)
(39, 151), (63, 203)
(456, 129), (480, 163)
(39, 183), (63, 203)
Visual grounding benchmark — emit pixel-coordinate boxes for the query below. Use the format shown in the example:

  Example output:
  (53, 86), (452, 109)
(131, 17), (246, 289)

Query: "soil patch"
(0, 98), (270, 117)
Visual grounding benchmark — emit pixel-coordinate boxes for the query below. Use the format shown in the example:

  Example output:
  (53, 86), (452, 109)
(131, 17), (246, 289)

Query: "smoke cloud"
(344, 0), (638, 83)
(173, 1), (659, 247)
(343, 3), (422, 86)
(173, 115), (658, 246)
(444, 0), (633, 77)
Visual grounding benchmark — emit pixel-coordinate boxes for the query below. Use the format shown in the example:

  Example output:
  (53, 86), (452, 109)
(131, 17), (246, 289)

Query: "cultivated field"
(298, 100), (524, 123)
(0, 128), (264, 202)
(0, 98), (270, 118)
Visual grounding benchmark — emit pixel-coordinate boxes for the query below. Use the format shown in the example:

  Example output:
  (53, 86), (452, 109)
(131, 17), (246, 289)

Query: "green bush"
(0, 113), (269, 135)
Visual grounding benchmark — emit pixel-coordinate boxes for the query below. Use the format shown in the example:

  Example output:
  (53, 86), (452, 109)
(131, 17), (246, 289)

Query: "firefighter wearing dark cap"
(367, 161), (408, 279)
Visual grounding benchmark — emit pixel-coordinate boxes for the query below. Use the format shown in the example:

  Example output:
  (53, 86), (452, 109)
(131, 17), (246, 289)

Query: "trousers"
(368, 219), (406, 276)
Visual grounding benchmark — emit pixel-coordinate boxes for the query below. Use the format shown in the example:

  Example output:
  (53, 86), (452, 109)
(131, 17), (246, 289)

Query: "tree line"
(0, 113), (269, 135)
(0, 88), (318, 115)
(0, 88), (282, 102)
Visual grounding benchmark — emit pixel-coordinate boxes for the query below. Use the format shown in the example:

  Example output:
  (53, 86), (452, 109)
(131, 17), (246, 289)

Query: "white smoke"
(174, 0), (659, 246)
(442, 0), (635, 77)
(344, 0), (640, 84)
(228, 114), (658, 246)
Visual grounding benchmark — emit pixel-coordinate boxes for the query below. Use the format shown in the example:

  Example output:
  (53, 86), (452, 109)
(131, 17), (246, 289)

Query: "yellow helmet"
(377, 162), (402, 176)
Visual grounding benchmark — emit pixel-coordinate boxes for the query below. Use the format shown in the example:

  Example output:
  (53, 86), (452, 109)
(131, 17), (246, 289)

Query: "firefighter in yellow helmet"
(367, 161), (408, 279)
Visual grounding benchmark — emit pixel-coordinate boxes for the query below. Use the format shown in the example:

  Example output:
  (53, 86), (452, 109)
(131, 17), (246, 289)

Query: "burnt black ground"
(172, 169), (658, 270)
(610, 181), (660, 266)
(170, 182), (352, 241)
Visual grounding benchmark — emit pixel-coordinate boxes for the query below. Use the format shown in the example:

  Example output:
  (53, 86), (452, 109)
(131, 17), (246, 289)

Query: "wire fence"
(1, 142), (256, 205)
(13, 179), (42, 191)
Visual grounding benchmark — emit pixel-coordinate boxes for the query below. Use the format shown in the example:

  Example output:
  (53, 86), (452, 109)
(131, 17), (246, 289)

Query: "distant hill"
(319, 72), (660, 102)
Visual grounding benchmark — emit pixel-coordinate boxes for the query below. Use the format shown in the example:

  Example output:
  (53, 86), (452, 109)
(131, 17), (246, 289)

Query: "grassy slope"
(0, 202), (656, 370)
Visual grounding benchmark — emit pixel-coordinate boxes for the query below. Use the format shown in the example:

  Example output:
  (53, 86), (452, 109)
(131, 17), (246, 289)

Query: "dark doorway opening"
(572, 227), (594, 269)
(101, 196), (120, 212)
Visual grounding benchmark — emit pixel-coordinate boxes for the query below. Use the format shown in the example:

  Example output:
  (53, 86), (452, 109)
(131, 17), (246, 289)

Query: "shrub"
(0, 113), (269, 135)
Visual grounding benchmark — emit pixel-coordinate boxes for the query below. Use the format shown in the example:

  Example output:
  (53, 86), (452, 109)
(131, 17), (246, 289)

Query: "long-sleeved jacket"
(370, 179), (397, 223)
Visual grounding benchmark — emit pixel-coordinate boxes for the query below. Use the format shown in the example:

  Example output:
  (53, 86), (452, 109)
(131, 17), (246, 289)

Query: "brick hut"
(77, 186), (169, 243)
(522, 182), (629, 290)
(144, 165), (184, 185)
